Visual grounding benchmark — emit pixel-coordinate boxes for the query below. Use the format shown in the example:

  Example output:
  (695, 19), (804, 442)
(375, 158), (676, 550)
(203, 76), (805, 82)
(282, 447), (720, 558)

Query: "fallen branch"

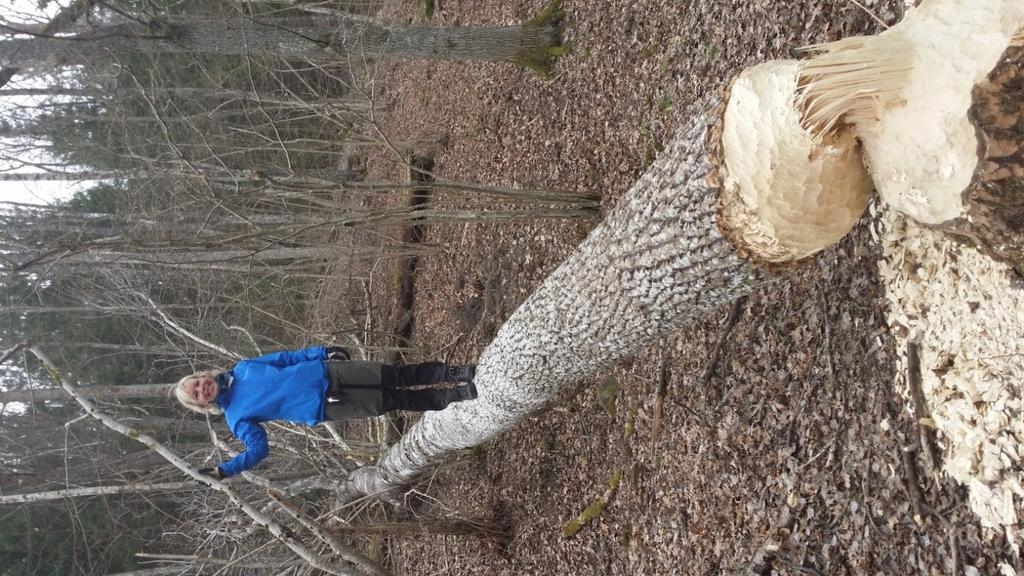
(329, 518), (510, 540)
(701, 297), (747, 390)
(133, 290), (242, 361)
(269, 490), (389, 576)
(883, 392), (929, 524)
(906, 340), (942, 476)
(208, 431), (382, 574)
(561, 469), (622, 539)
(135, 552), (301, 570)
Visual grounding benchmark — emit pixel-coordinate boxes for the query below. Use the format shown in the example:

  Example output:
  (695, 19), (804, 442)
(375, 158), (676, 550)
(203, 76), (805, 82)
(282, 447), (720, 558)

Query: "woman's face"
(183, 376), (218, 407)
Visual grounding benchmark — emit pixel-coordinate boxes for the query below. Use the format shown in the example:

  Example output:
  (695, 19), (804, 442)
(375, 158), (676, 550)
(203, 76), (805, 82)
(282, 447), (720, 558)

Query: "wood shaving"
(876, 205), (1024, 543)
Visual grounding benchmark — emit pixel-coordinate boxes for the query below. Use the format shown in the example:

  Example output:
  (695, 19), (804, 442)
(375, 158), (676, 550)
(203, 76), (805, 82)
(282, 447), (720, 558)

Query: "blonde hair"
(173, 370), (223, 415)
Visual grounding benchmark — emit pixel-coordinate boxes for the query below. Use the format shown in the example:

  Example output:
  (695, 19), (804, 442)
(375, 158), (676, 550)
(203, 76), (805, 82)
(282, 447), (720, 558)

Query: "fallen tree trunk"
(341, 0), (1023, 498)
(344, 96), (857, 494)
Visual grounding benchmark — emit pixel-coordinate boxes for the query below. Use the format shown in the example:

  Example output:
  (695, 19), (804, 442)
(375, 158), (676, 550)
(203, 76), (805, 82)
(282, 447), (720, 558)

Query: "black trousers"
(323, 361), (462, 420)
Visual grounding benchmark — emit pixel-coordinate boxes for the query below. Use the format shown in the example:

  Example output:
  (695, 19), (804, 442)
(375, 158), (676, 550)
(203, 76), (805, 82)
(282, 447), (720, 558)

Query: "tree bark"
(344, 111), (775, 496)
(0, 14), (560, 68)
(0, 481), (200, 505)
(0, 383), (172, 403)
(948, 44), (1024, 270)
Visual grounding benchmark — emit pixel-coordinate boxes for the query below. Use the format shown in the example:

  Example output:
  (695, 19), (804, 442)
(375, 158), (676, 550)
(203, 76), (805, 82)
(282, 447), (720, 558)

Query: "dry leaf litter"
(316, 0), (1024, 574)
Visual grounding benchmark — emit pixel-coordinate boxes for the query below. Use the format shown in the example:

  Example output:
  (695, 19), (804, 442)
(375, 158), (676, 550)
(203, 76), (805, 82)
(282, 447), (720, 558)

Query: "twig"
(948, 526), (962, 576)
(321, 422), (358, 456)
(0, 341), (30, 365)
(651, 354), (668, 449)
(135, 552), (300, 570)
(708, 297), (747, 413)
(268, 490), (389, 576)
(818, 291), (836, 387)
(133, 290), (242, 360)
(561, 469), (622, 538)
(702, 297), (746, 389)
(747, 506), (795, 575)
(882, 377), (931, 528)
(848, 0), (890, 29)
(906, 340), (942, 476)
(899, 444), (926, 522)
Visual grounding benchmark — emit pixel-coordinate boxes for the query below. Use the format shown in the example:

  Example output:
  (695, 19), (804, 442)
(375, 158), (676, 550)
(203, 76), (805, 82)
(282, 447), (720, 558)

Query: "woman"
(174, 345), (477, 479)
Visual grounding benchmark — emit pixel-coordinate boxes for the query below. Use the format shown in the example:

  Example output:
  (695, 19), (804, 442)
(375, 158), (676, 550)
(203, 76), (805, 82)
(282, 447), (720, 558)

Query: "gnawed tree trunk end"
(715, 61), (872, 266)
(798, 0), (1024, 269)
(961, 44), (1024, 272)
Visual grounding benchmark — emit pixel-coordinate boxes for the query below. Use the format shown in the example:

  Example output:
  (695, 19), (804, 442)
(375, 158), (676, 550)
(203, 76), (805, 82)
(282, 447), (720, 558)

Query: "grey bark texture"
(0, 17), (558, 68)
(0, 481), (200, 505)
(344, 108), (776, 496)
(0, 383), (171, 403)
(0, 0), (92, 87)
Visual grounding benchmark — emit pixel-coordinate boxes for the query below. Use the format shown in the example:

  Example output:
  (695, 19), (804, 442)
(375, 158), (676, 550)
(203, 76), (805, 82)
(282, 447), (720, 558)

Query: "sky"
(0, 0), (80, 206)
(1, 178), (82, 205)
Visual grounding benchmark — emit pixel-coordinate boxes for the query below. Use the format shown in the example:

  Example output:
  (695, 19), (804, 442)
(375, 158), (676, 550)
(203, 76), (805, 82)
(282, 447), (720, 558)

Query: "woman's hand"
(326, 346), (351, 361)
(198, 466), (225, 480)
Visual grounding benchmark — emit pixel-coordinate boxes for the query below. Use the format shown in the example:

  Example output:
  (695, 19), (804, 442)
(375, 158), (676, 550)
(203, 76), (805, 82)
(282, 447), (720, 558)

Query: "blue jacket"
(215, 345), (328, 477)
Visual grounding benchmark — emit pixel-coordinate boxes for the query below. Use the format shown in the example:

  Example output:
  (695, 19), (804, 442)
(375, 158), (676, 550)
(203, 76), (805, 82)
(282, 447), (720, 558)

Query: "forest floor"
(327, 0), (1023, 574)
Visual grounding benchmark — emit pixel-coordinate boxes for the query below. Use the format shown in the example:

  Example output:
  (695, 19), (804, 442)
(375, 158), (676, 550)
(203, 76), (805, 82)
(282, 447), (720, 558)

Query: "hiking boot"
(446, 364), (476, 383)
(455, 382), (478, 401)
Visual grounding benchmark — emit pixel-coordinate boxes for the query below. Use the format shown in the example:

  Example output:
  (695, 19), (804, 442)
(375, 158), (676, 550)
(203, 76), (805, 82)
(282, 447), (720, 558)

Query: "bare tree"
(0, 383), (171, 403)
(0, 0), (93, 87)
(0, 481), (200, 505)
(0, 4), (565, 71)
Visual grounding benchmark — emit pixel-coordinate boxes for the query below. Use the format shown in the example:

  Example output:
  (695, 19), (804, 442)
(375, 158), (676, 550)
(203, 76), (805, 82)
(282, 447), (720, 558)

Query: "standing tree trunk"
(0, 481), (200, 505)
(0, 0), (92, 88)
(0, 383), (172, 403)
(0, 2), (564, 73)
(341, 0), (1024, 497)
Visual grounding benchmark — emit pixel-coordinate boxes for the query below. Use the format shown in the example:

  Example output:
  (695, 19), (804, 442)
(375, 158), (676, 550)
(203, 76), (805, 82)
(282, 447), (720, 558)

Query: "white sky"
(0, 0), (81, 206)
(1, 179), (82, 205)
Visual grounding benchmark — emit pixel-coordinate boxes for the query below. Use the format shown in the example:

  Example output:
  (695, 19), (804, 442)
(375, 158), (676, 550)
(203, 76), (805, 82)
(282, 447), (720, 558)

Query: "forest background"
(1, 0), (1017, 575)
